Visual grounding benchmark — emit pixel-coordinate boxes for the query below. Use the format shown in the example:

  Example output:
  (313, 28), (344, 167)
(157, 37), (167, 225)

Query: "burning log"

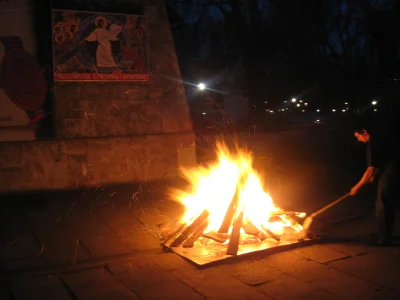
(183, 219), (210, 248)
(170, 210), (210, 247)
(268, 215), (283, 223)
(161, 222), (186, 243)
(226, 209), (245, 256)
(242, 221), (260, 235)
(202, 231), (229, 243)
(257, 230), (268, 241)
(218, 195), (237, 233)
(261, 224), (281, 242)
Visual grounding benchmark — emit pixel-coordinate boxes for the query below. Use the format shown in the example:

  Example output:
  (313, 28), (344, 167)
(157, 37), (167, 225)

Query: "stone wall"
(0, 1), (197, 194)
(0, 132), (195, 193)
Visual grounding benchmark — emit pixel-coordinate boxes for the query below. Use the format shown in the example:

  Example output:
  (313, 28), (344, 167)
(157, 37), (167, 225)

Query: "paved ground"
(1, 175), (400, 300)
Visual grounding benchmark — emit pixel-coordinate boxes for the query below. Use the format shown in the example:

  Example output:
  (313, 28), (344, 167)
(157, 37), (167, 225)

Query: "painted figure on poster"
(84, 16), (122, 69)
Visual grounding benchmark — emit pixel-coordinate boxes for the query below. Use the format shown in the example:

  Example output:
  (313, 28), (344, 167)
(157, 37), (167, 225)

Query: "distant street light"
(292, 98), (297, 103)
(372, 100), (378, 105)
(296, 103), (300, 107)
(197, 83), (206, 90)
(316, 109), (320, 112)
(332, 109), (336, 112)
(342, 109), (346, 112)
(345, 102), (348, 105)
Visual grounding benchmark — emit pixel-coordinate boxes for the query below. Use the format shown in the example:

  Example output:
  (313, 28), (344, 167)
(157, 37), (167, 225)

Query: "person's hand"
(349, 186), (359, 196)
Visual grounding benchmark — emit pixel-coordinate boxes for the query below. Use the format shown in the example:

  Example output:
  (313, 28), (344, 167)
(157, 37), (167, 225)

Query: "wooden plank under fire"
(170, 210), (210, 247)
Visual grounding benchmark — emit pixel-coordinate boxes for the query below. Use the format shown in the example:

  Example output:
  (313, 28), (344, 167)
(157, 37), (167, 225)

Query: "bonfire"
(162, 141), (310, 265)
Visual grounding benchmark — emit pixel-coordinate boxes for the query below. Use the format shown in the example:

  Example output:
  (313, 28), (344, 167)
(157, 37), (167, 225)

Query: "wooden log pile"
(164, 191), (305, 256)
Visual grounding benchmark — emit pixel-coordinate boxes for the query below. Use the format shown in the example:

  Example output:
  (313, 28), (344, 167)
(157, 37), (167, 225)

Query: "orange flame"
(172, 141), (302, 237)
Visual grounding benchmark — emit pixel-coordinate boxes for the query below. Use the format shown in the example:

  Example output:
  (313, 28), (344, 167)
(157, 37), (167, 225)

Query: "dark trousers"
(376, 165), (397, 241)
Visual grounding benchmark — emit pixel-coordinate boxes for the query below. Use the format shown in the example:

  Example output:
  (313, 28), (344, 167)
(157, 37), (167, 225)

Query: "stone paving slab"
(2, 255), (47, 274)
(255, 273), (339, 300)
(1, 234), (39, 260)
(93, 200), (143, 229)
(170, 266), (271, 300)
(322, 242), (373, 256)
(152, 252), (197, 271)
(9, 276), (72, 300)
(121, 230), (160, 251)
(80, 232), (132, 257)
(62, 267), (140, 299)
(67, 207), (113, 235)
(0, 210), (31, 245)
(329, 252), (400, 290)
(264, 253), (346, 284)
(365, 289), (400, 300)
(108, 260), (205, 300)
(309, 265), (380, 299)
(291, 244), (351, 263)
(221, 259), (283, 286)
(38, 225), (92, 265)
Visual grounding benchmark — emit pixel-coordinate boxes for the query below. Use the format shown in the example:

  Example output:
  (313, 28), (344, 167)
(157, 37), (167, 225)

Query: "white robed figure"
(84, 16), (122, 68)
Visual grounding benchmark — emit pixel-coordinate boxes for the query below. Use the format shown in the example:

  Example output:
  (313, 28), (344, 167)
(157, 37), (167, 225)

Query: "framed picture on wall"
(51, 9), (149, 81)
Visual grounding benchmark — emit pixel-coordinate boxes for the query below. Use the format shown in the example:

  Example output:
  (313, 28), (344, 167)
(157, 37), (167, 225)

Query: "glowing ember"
(170, 141), (305, 244)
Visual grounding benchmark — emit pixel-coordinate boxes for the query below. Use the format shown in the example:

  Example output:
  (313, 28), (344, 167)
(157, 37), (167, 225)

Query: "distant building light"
(299, 100), (303, 103)
(332, 109), (336, 112)
(270, 110), (274, 113)
(342, 109), (346, 112)
(292, 98), (297, 103)
(374, 109), (377, 112)
(202, 112), (206, 115)
(345, 102), (348, 105)
(264, 101), (268, 104)
(285, 108), (289, 110)
(304, 103), (308, 106)
(296, 104), (300, 107)
(316, 109), (320, 112)
(302, 110), (305, 112)
(372, 100), (378, 105)
(283, 100), (288, 103)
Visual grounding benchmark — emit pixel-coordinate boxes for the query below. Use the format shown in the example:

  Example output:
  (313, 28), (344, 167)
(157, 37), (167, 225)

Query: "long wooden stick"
(170, 210), (209, 247)
(226, 209), (244, 256)
(261, 224), (281, 242)
(183, 219), (209, 248)
(218, 195), (237, 233)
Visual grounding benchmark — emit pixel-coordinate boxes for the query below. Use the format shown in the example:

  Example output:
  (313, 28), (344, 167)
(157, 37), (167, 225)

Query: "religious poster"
(51, 10), (149, 81)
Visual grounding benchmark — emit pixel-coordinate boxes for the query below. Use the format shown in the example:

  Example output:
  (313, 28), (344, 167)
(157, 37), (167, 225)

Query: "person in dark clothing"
(350, 123), (398, 246)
